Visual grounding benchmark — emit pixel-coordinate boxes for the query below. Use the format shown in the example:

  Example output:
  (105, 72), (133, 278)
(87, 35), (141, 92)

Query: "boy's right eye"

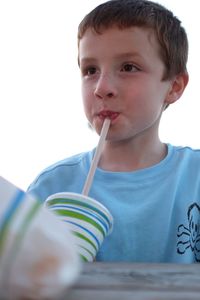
(82, 66), (97, 76)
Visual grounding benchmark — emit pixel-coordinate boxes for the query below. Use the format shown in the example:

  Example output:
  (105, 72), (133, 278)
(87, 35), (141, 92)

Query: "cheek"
(125, 91), (163, 125)
(81, 83), (89, 104)
(81, 85), (93, 119)
(81, 82), (87, 102)
(81, 80), (93, 99)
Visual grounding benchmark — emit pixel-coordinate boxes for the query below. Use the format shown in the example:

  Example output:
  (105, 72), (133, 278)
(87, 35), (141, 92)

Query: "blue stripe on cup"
(50, 204), (109, 234)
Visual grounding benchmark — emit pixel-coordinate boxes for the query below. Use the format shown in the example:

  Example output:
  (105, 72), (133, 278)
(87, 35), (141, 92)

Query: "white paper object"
(0, 176), (80, 300)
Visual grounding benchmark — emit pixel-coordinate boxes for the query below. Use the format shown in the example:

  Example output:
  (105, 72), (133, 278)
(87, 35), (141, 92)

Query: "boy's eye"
(83, 66), (97, 76)
(121, 63), (138, 72)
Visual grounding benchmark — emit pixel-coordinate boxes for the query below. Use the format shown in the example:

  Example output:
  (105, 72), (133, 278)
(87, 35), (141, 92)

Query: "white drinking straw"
(82, 118), (111, 196)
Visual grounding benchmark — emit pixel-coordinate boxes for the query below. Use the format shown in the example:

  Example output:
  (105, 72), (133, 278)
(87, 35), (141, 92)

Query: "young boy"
(28, 0), (200, 263)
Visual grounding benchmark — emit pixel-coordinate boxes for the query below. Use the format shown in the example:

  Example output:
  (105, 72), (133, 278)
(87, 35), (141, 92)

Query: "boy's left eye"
(120, 63), (138, 72)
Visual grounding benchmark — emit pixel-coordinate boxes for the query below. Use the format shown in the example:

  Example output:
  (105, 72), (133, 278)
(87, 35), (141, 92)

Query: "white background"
(0, 0), (199, 190)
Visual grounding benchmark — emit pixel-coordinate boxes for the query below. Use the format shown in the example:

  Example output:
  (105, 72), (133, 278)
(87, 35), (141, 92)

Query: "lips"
(98, 110), (119, 120)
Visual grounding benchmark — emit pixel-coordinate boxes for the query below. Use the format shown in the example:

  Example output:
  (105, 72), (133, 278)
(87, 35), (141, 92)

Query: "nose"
(94, 73), (117, 100)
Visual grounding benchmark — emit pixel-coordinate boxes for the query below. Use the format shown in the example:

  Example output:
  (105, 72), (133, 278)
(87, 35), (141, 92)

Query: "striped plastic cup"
(45, 192), (113, 262)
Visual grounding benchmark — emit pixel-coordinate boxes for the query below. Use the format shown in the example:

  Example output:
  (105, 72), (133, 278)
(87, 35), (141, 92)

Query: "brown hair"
(78, 0), (188, 80)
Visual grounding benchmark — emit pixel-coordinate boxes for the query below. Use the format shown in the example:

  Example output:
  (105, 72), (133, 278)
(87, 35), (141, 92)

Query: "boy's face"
(79, 26), (176, 142)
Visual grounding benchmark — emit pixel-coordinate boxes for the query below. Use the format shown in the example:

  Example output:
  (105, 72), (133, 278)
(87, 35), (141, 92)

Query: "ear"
(164, 72), (189, 105)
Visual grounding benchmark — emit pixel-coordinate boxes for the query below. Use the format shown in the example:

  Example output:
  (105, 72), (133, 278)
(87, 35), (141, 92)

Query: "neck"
(98, 138), (167, 172)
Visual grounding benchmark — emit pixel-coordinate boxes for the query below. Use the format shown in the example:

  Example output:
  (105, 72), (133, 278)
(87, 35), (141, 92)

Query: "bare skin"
(79, 26), (188, 172)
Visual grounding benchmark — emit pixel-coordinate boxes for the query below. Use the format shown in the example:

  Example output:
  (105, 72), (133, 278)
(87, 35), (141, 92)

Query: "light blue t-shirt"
(27, 144), (200, 263)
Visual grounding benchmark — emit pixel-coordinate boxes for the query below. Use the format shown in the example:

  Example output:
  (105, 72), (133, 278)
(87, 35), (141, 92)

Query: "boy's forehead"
(79, 26), (158, 46)
(79, 26), (160, 61)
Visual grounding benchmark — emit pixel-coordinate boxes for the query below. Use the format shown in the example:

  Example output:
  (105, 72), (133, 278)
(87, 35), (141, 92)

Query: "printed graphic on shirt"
(177, 202), (200, 262)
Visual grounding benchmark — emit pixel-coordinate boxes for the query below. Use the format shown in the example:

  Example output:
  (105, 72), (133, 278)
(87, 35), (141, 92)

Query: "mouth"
(97, 110), (119, 121)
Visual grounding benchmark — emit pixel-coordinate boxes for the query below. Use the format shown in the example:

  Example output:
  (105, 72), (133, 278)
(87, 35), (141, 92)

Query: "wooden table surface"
(66, 262), (200, 300)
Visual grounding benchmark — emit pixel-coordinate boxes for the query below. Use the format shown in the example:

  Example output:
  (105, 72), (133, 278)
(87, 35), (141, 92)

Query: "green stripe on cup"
(73, 231), (98, 252)
(54, 209), (105, 237)
(47, 198), (111, 226)
(78, 244), (95, 261)
(80, 254), (88, 262)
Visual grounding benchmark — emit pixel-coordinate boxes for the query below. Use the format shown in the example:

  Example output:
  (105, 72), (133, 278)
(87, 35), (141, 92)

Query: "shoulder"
(27, 151), (93, 193)
(45, 152), (89, 169)
(172, 144), (200, 160)
(169, 144), (200, 172)
(39, 151), (91, 174)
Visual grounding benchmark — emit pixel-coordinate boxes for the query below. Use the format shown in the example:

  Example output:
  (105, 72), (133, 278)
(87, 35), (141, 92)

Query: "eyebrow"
(79, 52), (143, 66)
